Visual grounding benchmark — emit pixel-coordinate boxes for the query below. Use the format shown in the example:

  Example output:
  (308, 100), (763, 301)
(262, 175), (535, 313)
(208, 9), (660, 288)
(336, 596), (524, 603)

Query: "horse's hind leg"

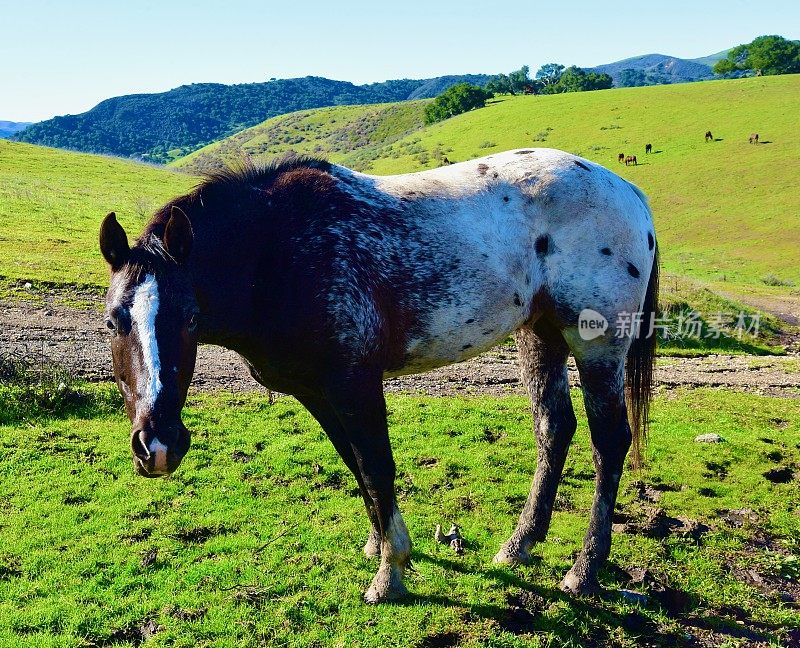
(560, 348), (630, 595)
(494, 318), (576, 565)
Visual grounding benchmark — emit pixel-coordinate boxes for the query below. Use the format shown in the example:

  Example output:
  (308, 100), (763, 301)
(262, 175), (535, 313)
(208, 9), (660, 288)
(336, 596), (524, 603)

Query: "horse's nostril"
(131, 430), (151, 460)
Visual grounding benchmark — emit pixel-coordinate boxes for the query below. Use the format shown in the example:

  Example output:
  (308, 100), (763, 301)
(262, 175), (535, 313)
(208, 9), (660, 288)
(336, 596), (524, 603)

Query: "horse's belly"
(384, 288), (532, 378)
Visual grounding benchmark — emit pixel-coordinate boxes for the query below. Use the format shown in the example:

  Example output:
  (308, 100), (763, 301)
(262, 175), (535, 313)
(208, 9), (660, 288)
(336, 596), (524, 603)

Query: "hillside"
(175, 75), (800, 309)
(172, 102), (427, 175)
(586, 53), (714, 86)
(0, 140), (196, 286)
(14, 75), (491, 164)
(0, 121), (31, 138)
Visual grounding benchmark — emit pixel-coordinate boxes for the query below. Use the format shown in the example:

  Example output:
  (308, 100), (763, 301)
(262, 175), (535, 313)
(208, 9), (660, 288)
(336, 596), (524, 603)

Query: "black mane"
(144, 153), (333, 241)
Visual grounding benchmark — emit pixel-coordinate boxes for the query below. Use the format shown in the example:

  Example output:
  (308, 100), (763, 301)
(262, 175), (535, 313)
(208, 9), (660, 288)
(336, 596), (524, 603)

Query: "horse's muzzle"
(131, 426), (190, 477)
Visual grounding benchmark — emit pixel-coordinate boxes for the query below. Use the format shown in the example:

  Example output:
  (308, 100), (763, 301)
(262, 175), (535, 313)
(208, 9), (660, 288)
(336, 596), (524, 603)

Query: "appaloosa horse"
(99, 149), (658, 603)
(749, 133), (759, 144)
(705, 130), (713, 142)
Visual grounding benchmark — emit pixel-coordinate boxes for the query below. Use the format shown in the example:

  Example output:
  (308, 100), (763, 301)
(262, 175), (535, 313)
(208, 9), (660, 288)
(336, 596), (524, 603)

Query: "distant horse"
(625, 155), (637, 166)
(749, 133), (759, 144)
(98, 150), (658, 603)
(441, 156), (451, 165)
(705, 131), (713, 142)
(645, 144), (652, 154)
(618, 153), (625, 163)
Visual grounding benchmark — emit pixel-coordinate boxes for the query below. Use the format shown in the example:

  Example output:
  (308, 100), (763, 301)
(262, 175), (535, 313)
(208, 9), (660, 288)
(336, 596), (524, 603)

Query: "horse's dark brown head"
(99, 208), (198, 477)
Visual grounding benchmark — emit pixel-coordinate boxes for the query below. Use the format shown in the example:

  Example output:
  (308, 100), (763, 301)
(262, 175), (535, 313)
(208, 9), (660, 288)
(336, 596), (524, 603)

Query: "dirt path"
(1, 297), (798, 398)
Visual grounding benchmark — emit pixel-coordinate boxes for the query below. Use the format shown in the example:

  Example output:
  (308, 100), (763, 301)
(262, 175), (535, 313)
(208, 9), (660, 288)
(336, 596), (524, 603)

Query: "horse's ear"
(99, 212), (129, 269)
(164, 206), (193, 265)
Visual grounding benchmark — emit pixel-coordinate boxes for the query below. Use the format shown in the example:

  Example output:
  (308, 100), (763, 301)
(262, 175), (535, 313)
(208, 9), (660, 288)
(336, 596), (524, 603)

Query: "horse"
(618, 153), (625, 163)
(645, 144), (652, 154)
(625, 155), (637, 166)
(749, 133), (759, 144)
(705, 131), (713, 142)
(98, 149), (658, 603)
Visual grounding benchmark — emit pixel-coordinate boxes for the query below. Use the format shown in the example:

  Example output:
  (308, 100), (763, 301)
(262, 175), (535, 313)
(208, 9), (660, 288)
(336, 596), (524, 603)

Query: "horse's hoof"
(559, 570), (601, 597)
(363, 564), (407, 603)
(492, 542), (531, 566)
(363, 579), (407, 604)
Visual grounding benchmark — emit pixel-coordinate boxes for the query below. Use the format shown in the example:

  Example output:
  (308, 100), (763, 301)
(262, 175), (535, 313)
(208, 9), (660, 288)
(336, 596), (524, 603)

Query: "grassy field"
(172, 102), (427, 176)
(0, 379), (798, 647)
(0, 140), (196, 287)
(173, 75), (800, 307)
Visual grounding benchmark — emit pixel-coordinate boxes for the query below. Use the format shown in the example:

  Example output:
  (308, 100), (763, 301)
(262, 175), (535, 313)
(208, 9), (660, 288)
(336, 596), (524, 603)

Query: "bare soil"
(1, 297), (798, 399)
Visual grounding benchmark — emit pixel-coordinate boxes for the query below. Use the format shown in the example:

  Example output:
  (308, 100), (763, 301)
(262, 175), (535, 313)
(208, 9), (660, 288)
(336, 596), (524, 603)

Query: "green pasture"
(0, 382), (798, 647)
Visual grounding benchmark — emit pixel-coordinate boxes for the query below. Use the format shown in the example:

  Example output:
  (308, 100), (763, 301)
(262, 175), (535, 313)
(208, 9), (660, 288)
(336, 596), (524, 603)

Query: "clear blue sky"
(2, 0), (798, 122)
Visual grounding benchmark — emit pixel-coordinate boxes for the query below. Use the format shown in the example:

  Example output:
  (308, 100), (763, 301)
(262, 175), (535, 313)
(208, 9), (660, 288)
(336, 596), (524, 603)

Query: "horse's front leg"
(297, 393), (382, 558)
(324, 369), (411, 603)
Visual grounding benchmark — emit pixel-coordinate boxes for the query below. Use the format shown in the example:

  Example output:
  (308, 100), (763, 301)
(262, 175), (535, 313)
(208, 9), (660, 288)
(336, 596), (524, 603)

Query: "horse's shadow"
(396, 550), (784, 644)
(758, 140), (773, 144)
(714, 138), (724, 142)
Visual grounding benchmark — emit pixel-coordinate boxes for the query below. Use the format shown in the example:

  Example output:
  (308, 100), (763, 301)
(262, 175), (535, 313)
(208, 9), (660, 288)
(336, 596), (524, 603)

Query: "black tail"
(626, 243), (659, 469)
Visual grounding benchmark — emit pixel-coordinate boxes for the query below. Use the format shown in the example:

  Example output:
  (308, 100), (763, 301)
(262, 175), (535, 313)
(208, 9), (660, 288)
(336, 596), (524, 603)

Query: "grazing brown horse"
(705, 131), (713, 142)
(625, 155), (637, 166)
(99, 150), (658, 603)
(618, 153), (625, 163)
(749, 133), (759, 144)
(645, 144), (652, 154)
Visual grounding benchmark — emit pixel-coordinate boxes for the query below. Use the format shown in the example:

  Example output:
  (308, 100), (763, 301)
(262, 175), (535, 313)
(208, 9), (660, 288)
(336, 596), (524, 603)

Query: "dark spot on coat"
(601, 247), (612, 256)
(574, 160), (591, 171)
(482, 329), (494, 335)
(513, 293), (522, 306)
(515, 150), (534, 154)
(493, 172), (499, 178)
(647, 232), (654, 250)
(503, 196), (509, 203)
(535, 235), (550, 257)
(627, 262), (640, 278)
(477, 163), (489, 176)
(461, 344), (473, 351)
(465, 318), (475, 324)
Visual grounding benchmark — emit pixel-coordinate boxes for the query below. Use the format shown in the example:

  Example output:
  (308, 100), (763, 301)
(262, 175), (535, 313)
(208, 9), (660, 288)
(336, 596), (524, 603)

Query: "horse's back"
(328, 149), (655, 374)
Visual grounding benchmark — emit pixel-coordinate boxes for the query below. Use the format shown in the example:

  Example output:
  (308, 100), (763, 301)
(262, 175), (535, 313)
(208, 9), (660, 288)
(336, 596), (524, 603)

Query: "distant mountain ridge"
(14, 47), (730, 162)
(586, 53), (716, 87)
(15, 75), (492, 163)
(0, 121), (32, 138)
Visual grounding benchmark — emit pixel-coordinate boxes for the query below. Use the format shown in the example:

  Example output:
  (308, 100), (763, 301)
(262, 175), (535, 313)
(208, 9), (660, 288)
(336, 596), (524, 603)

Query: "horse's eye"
(105, 318), (116, 333)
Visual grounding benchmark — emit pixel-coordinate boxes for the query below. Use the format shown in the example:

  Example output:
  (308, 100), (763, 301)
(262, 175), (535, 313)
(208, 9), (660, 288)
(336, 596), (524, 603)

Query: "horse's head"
(99, 208), (198, 477)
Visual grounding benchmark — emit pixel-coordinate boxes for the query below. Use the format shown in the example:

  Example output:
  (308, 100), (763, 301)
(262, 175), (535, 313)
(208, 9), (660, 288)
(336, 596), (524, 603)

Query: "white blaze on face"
(130, 274), (162, 411)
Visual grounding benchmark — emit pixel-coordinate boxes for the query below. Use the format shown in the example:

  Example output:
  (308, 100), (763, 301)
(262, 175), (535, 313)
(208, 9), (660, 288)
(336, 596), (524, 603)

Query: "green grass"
(0, 140), (196, 286)
(0, 383), (798, 646)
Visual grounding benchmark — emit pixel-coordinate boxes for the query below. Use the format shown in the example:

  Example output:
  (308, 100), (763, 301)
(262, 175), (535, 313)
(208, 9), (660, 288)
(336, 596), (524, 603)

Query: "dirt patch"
(2, 296), (799, 398)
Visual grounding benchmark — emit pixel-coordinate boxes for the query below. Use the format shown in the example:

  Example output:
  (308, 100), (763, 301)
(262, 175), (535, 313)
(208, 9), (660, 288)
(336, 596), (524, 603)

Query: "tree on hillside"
(535, 64), (565, 90)
(424, 83), (494, 125)
(713, 35), (800, 76)
(486, 66), (537, 95)
(548, 66), (613, 93)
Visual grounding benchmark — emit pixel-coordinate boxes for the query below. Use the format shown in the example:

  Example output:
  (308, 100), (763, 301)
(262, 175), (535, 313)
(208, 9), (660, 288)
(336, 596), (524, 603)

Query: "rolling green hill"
(176, 75), (799, 310)
(0, 140), (196, 286)
(172, 101), (427, 175)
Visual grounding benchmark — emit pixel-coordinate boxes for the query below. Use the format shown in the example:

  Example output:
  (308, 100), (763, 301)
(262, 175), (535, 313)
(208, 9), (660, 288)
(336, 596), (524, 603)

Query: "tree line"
(424, 64), (613, 124)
